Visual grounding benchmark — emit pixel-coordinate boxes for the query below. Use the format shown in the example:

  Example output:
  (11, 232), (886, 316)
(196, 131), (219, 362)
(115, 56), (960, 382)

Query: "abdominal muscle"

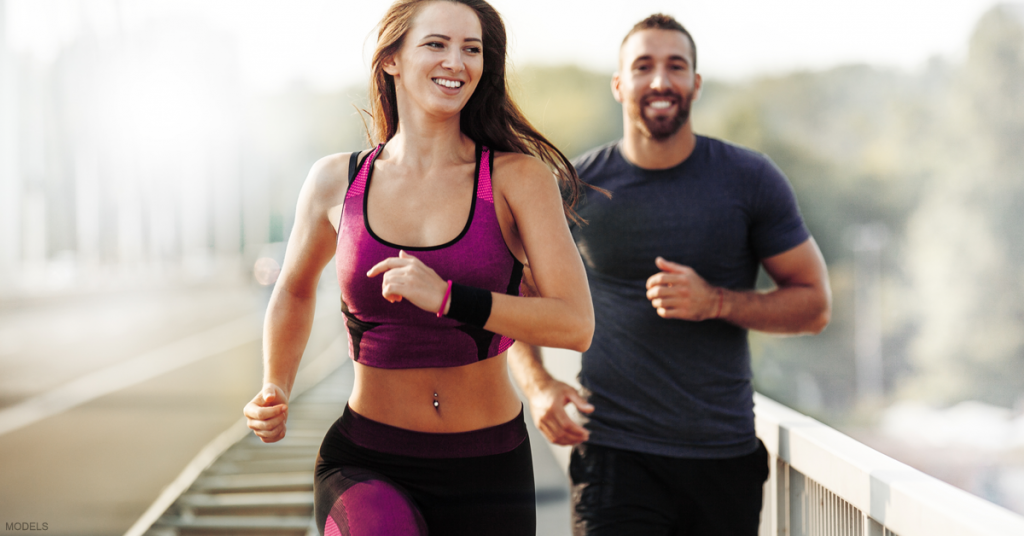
(348, 353), (523, 433)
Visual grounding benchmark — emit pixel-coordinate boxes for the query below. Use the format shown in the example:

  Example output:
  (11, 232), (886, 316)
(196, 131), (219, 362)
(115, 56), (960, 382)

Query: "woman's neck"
(386, 92), (475, 170)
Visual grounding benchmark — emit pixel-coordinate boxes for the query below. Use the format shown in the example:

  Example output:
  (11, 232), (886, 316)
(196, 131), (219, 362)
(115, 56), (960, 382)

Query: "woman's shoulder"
(491, 152), (554, 186)
(303, 151), (365, 205)
(309, 152), (353, 184)
(490, 151), (560, 206)
(492, 151), (546, 172)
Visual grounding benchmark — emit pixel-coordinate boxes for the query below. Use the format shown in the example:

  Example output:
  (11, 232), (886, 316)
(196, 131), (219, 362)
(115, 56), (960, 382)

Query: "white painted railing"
(755, 394), (1024, 536)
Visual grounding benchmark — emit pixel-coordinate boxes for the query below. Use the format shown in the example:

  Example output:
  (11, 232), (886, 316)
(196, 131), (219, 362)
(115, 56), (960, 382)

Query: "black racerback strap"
(347, 150), (371, 186)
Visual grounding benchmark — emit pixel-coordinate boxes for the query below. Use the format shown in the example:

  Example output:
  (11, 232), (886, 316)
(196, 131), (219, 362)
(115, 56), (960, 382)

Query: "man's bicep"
(760, 237), (828, 289)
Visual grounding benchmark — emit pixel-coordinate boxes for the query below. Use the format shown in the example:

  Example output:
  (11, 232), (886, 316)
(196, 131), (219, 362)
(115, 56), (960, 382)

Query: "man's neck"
(620, 122), (697, 170)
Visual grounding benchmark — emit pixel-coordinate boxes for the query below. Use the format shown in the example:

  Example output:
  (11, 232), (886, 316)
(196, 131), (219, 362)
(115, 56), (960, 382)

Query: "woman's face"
(384, 1), (484, 120)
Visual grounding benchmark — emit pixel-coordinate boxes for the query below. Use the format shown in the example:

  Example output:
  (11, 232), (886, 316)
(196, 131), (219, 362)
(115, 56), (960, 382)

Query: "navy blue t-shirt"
(571, 136), (809, 459)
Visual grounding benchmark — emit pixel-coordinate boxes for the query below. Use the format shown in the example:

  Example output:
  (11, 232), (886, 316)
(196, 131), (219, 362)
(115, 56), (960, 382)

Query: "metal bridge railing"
(754, 394), (1024, 536)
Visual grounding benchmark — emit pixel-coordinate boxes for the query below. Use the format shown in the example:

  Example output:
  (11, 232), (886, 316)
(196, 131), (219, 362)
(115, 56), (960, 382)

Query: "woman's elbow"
(567, 312), (595, 353)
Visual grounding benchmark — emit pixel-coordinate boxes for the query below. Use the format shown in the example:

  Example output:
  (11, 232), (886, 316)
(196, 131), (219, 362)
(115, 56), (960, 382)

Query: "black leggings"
(314, 405), (536, 535)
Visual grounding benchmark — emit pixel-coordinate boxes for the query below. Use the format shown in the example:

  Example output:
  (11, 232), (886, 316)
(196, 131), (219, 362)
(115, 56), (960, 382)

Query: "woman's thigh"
(412, 437), (536, 535)
(315, 463), (428, 536)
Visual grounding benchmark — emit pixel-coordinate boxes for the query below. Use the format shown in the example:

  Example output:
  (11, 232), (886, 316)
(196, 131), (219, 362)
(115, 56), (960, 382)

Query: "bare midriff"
(348, 353), (522, 433)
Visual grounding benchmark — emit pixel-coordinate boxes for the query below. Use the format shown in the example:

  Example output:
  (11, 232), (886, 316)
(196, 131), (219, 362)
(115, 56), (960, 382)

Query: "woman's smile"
(432, 77), (465, 91)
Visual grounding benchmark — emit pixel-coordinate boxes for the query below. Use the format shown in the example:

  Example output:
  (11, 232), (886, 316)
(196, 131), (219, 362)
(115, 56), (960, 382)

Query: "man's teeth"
(433, 79), (463, 89)
(649, 100), (673, 109)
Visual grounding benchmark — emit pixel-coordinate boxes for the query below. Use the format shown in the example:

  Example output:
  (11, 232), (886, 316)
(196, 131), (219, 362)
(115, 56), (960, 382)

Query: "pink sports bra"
(335, 144), (523, 369)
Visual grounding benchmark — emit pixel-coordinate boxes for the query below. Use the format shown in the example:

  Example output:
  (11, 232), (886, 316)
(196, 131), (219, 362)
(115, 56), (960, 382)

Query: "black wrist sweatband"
(446, 283), (492, 328)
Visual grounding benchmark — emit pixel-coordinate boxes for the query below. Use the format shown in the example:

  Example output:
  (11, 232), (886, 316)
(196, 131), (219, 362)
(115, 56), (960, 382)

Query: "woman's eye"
(426, 42), (444, 50)
(465, 46), (481, 54)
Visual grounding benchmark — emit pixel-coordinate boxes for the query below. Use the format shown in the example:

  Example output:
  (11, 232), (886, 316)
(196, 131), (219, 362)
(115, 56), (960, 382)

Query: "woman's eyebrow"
(421, 33), (482, 43)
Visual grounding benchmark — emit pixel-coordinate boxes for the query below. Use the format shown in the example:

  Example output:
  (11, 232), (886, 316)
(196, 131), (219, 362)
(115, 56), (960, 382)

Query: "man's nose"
(650, 68), (668, 91)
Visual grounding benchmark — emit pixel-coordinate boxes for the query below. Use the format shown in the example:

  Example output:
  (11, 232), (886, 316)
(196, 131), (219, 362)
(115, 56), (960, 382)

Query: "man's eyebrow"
(421, 33), (482, 43)
(631, 54), (691, 66)
(631, 54), (653, 65)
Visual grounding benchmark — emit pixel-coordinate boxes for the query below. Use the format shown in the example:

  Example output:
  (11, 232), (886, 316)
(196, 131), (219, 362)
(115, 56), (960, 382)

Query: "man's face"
(613, 29), (701, 140)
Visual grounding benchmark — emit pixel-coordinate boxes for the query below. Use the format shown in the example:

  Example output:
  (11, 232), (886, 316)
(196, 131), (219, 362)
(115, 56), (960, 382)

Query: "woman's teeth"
(433, 79), (463, 89)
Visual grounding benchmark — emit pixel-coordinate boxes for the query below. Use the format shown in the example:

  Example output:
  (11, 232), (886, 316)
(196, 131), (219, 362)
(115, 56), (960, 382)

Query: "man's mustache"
(639, 90), (685, 104)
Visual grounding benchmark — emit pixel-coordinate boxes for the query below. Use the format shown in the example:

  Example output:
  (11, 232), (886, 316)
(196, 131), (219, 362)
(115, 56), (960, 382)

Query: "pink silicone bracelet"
(437, 280), (453, 318)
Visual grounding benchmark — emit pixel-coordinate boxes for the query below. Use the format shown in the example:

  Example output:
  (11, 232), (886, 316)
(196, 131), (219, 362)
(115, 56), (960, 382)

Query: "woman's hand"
(243, 383), (289, 443)
(367, 250), (450, 314)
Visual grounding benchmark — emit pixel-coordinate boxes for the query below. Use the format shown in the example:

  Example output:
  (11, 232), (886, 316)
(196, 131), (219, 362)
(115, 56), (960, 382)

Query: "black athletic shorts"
(569, 440), (769, 536)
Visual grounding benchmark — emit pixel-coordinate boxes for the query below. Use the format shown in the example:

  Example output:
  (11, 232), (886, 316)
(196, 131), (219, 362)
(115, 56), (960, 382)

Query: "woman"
(242, 0), (594, 534)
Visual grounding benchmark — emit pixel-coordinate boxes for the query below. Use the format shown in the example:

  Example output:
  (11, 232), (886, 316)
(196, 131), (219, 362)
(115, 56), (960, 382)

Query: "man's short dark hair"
(621, 14), (697, 71)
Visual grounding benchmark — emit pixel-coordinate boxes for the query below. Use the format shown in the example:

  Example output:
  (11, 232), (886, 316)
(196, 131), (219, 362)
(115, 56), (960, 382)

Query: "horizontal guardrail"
(754, 393), (1024, 536)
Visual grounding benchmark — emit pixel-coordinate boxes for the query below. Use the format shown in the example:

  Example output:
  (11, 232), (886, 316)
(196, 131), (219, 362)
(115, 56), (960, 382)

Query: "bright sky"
(5, 0), (1002, 91)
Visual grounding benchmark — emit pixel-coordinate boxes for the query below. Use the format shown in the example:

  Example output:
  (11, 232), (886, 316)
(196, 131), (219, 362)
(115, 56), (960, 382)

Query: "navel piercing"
(433, 392), (439, 408)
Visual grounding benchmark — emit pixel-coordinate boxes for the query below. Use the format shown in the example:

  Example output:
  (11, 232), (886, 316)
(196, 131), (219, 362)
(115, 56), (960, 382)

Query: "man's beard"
(627, 90), (693, 141)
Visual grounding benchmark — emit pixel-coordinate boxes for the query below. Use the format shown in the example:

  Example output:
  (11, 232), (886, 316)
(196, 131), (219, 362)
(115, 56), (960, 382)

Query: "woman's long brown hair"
(368, 0), (591, 223)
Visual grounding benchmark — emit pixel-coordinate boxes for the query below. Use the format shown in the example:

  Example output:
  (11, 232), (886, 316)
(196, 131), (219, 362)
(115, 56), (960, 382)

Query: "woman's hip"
(314, 409), (536, 535)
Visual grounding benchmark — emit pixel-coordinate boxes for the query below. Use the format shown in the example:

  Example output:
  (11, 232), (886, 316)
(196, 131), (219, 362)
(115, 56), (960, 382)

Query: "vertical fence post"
(780, 460), (790, 536)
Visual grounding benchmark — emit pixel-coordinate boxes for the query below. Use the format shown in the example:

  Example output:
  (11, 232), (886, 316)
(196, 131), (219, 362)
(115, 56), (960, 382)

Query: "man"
(509, 14), (832, 536)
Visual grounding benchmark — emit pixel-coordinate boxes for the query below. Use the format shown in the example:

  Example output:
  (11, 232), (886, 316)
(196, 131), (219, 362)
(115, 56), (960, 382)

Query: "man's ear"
(693, 73), (703, 101)
(611, 73), (623, 104)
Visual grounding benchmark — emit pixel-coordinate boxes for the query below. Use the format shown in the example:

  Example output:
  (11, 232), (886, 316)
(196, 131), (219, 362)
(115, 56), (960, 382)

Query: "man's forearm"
(508, 341), (556, 398)
(715, 237), (831, 335)
(719, 283), (830, 334)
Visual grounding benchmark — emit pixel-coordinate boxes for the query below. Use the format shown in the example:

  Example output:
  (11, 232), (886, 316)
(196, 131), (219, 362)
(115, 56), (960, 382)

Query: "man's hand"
(645, 256), (721, 320)
(528, 379), (594, 445)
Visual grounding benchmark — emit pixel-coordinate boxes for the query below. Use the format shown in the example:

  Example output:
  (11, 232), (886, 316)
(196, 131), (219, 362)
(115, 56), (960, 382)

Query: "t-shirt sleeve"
(749, 156), (810, 259)
(567, 155), (590, 233)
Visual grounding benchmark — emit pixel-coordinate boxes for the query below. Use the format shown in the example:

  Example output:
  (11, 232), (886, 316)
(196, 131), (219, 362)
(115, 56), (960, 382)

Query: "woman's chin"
(419, 100), (468, 121)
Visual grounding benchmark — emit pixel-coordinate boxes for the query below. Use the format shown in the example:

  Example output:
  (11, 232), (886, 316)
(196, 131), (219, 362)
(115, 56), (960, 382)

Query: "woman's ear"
(382, 54), (400, 76)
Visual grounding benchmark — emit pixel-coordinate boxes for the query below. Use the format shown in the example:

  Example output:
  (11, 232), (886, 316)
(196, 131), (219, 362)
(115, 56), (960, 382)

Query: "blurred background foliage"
(702, 4), (1024, 416)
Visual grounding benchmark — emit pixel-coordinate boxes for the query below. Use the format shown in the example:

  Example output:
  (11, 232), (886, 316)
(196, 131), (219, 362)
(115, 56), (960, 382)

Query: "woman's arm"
(366, 154), (594, 351)
(243, 153), (349, 442)
(486, 153), (594, 351)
